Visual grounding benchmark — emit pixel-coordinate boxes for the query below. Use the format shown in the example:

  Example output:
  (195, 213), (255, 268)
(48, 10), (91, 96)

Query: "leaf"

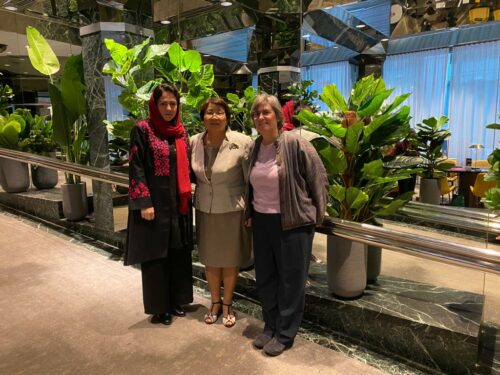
(381, 93), (411, 115)
(48, 83), (72, 148)
(0, 121), (21, 148)
(198, 64), (214, 87)
(329, 184), (346, 203)
(361, 159), (384, 180)
(311, 138), (347, 176)
(320, 84), (348, 112)
(61, 55), (87, 116)
(167, 42), (185, 69)
(183, 50), (202, 73)
(345, 122), (363, 154)
(104, 119), (136, 139)
(129, 38), (150, 60)
(346, 187), (369, 210)
(374, 191), (414, 216)
(26, 26), (60, 77)
(104, 38), (128, 66)
(227, 93), (240, 104)
(357, 89), (393, 118)
(486, 123), (500, 130)
(144, 44), (170, 63)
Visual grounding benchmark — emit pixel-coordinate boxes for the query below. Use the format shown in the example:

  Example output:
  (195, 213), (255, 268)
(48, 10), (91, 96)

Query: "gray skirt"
(195, 209), (252, 267)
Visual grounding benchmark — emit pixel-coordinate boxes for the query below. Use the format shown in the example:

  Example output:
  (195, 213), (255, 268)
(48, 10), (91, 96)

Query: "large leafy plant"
(26, 26), (88, 184)
(102, 38), (217, 151)
(484, 115), (500, 210)
(0, 110), (29, 150)
(226, 86), (257, 135)
(411, 116), (453, 179)
(0, 81), (14, 116)
(283, 79), (318, 109)
(296, 75), (416, 222)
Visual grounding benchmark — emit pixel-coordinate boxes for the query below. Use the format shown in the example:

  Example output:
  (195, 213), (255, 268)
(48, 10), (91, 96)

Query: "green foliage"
(26, 26), (60, 79)
(484, 115), (500, 210)
(0, 109), (33, 149)
(18, 114), (57, 154)
(411, 116), (452, 179)
(226, 86), (257, 135)
(102, 38), (217, 141)
(296, 75), (415, 222)
(283, 80), (318, 110)
(26, 27), (88, 184)
(0, 82), (14, 116)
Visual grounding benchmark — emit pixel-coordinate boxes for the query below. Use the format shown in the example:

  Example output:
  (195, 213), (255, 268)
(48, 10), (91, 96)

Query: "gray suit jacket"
(191, 130), (252, 214)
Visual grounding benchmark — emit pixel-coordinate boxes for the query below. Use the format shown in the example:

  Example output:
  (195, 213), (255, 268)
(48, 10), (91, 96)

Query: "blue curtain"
(383, 49), (450, 127)
(447, 41), (500, 164)
(302, 62), (357, 111)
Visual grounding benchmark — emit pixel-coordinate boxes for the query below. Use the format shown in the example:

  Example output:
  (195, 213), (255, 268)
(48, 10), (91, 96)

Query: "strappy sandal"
(204, 301), (222, 324)
(222, 303), (236, 328)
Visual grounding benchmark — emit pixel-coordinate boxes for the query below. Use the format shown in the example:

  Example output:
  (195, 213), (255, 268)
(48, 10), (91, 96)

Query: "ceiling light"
(4, 64), (10, 67)
(42, 13), (48, 17)
(160, 19), (171, 25)
(356, 24), (366, 29)
(220, 1), (233, 6)
(4, 6), (17, 11)
(302, 34), (311, 39)
(233, 64), (252, 75)
(6, 51), (12, 54)
(381, 38), (389, 42)
(23, 72), (28, 74)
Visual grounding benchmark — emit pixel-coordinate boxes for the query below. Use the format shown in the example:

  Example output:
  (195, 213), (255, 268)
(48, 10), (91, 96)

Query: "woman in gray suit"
(191, 98), (252, 328)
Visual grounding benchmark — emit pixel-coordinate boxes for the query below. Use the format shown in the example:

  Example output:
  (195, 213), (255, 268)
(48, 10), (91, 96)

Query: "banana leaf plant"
(296, 75), (418, 222)
(26, 26), (89, 184)
(411, 116), (453, 179)
(484, 115), (500, 210)
(102, 38), (217, 155)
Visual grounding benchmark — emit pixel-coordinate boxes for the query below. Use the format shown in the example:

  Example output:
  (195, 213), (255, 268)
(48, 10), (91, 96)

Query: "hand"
(141, 207), (155, 221)
(244, 218), (252, 227)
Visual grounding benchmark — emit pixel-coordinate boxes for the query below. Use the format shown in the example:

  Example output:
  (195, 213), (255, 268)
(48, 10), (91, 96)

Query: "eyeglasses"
(251, 110), (274, 119)
(205, 110), (226, 117)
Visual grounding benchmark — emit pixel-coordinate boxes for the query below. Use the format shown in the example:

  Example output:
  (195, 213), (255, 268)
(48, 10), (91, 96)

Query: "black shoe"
(253, 333), (273, 349)
(151, 313), (172, 325)
(171, 305), (186, 317)
(263, 338), (292, 356)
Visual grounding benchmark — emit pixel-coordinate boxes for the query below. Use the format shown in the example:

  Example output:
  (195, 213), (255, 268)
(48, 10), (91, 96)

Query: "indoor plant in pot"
(26, 26), (90, 220)
(411, 116), (453, 205)
(0, 111), (31, 192)
(296, 75), (417, 297)
(19, 112), (59, 189)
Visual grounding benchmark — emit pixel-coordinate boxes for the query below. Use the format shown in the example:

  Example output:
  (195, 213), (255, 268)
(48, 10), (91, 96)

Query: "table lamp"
(468, 144), (484, 168)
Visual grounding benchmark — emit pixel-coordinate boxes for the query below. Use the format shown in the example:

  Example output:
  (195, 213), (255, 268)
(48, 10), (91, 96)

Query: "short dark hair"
(200, 97), (231, 127)
(152, 83), (180, 106)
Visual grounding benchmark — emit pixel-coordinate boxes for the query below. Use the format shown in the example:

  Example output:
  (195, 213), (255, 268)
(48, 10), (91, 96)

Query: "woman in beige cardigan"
(191, 98), (252, 328)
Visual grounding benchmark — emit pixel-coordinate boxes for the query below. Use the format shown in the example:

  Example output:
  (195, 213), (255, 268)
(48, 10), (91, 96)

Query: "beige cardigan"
(191, 130), (252, 214)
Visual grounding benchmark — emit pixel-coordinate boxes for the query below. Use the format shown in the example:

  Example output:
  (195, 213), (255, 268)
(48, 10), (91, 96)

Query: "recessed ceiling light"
(203, 54), (210, 57)
(23, 72), (28, 74)
(220, 1), (232, 6)
(42, 13), (49, 17)
(356, 24), (366, 29)
(160, 19), (171, 25)
(4, 64), (10, 67)
(4, 6), (17, 11)
(381, 38), (389, 42)
(19, 58), (25, 61)
(6, 51), (12, 54)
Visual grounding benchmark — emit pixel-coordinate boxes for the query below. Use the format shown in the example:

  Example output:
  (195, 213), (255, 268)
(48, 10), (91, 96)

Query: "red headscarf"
(281, 100), (295, 131)
(147, 94), (191, 215)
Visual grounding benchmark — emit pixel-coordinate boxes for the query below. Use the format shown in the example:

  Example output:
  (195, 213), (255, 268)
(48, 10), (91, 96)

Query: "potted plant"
(0, 111), (31, 192)
(26, 26), (90, 221)
(483, 115), (500, 210)
(18, 110), (59, 189)
(226, 86), (257, 135)
(296, 75), (416, 297)
(411, 116), (453, 205)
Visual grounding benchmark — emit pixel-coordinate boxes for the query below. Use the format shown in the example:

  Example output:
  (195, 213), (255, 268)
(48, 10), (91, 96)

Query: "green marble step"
(192, 256), (485, 375)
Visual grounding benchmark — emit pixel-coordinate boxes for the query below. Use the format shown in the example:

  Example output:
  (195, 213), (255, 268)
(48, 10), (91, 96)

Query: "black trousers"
(252, 212), (314, 346)
(140, 248), (193, 315)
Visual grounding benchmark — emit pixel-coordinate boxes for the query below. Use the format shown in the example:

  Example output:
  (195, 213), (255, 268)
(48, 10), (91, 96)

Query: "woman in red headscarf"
(125, 83), (193, 325)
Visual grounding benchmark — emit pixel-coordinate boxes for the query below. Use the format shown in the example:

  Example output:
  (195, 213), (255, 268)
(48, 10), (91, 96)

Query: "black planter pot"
(0, 158), (30, 193)
(31, 152), (58, 189)
(61, 182), (88, 221)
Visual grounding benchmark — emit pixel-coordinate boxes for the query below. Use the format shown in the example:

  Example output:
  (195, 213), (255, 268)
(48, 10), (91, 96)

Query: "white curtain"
(383, 49), (450, 127)
(447, 41), (500, 164)
(302, 62), (357, 111)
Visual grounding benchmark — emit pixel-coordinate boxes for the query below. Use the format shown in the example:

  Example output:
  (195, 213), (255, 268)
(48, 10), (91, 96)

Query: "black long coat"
(124, 123), (193, 266)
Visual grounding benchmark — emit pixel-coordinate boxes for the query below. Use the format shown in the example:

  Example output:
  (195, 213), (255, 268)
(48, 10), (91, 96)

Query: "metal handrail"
(320, 218), (500, 275)
(0, 148), (128, 187)
(1, 147), (499, 275)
